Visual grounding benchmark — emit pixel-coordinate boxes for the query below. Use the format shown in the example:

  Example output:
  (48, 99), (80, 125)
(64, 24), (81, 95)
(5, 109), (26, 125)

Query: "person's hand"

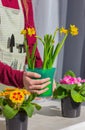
(23, 71), (51, 95)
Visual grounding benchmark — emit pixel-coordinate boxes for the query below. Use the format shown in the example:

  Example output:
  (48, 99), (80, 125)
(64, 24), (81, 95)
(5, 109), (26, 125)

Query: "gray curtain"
(62, 0), (85, 78)
(56, 0), (68, 81)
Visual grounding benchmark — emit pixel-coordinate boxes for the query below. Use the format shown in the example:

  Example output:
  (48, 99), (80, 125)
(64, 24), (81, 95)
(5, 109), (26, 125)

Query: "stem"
(24, 36), (30, 68)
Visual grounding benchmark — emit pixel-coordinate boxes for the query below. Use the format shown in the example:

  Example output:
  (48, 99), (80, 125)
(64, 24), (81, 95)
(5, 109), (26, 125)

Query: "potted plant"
(21, 25), (79, 97)
(0, 87), (41, 130)
(53, 70), (85, 118)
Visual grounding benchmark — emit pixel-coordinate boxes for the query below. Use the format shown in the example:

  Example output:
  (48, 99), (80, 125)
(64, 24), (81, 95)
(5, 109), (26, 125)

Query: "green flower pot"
(27, 68), (55, 97)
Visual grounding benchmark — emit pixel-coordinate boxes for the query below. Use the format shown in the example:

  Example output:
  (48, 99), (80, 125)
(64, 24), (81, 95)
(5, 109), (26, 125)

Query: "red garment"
(0, 61), (24, 88)
(1, 0), (20, 9)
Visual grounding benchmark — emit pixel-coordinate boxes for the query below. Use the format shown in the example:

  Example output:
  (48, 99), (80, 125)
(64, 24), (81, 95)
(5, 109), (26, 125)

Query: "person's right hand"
(23, 71), (51, 95)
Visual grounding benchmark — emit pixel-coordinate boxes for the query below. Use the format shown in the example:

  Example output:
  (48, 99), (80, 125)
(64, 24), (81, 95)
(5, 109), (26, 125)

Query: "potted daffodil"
(21, 25), (79, 97)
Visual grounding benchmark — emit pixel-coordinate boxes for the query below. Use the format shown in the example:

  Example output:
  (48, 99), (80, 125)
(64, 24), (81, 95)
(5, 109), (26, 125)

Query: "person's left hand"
(23, 71), (51, 95)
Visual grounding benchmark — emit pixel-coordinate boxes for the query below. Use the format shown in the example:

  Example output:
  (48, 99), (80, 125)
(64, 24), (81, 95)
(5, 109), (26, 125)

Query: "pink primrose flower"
(60, 75), (83, 85)
(81, 79), (85, 83)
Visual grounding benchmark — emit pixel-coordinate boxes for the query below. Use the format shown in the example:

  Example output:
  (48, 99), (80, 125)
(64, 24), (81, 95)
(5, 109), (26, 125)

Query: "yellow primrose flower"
(0, 92), (4, 96)
(4, 91), (10, 96)
(0, 91), (10, 96)
(60, 27), (68, 34)
(0, 87), (41, 119)
(22, 89), (31, 95)
(9, 90), (25, 104)
(27, 27), (36, 37)
(5, 87), (17, 91)
(70, 25), (79, 36)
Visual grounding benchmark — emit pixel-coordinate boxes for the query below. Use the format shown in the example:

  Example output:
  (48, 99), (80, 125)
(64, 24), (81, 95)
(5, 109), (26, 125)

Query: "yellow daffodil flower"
(21, 27), (35, 37)
(21, 29), (27, 35)
(60, 27), (68, 34)
(70, 25), (79, 36)
(27, 27), (36, 37)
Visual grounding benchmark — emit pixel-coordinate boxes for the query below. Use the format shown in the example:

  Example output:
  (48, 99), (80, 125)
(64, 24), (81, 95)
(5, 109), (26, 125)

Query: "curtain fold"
(55, 0), (68, 81)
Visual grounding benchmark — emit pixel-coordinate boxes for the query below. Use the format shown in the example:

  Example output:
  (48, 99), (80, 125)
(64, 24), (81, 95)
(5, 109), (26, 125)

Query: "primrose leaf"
(21, 103), (34, 117)
(71, 90), (84, 102)
(53, 87), (68, 99)
(3, 105), (18, 119)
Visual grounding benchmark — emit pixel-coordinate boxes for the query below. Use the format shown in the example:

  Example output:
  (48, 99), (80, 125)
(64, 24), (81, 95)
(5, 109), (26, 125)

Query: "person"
(0, 0), (56, 93)
(0, 0), (51, 94)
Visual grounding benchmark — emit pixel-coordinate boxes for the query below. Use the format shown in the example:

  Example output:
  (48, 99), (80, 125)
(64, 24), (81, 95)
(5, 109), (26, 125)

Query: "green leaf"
(36, 36), (44, 45)
(22, 103), (34, 117)
(71, 90), (84, 102)
(64, 70), (76, 77)
(81, 90), (85, 95)
(28, 93), (37, 102)
(31, 42), (37, 60)
(57, 83), (76, 91)
(79, 83), (85, 92)
(32, 103), (41, 110)
(52, 34), (68, 64)
(0, 98), (3, 106)
(3, 105), (18, 119)
(53, 87), (68, 99)
(52, 43), (61, 62)
(43, 34), (54, 69)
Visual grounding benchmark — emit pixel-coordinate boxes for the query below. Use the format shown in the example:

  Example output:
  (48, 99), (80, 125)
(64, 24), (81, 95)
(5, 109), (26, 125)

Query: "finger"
(29, 81), (51, 90)
(31, 78), (50, 85)
(30, 87), (49, 95)
(25, 71), (41, 78)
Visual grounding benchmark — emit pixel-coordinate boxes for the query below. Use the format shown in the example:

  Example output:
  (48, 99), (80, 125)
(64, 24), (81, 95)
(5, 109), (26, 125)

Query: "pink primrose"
(60, 76), (82, 85)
